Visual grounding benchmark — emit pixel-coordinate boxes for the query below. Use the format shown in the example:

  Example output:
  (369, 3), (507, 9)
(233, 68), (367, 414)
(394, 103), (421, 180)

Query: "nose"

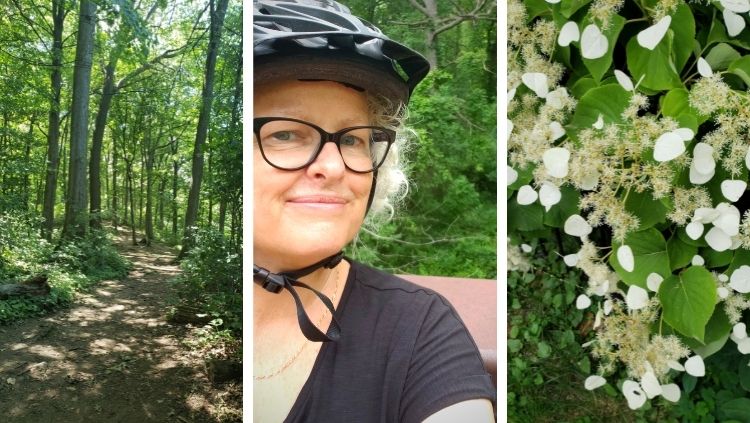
(306, 142), (346, 179)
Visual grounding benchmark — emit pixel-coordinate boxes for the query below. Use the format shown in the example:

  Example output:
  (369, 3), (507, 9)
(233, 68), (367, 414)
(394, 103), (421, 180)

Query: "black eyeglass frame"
(253, 117), (396, 174)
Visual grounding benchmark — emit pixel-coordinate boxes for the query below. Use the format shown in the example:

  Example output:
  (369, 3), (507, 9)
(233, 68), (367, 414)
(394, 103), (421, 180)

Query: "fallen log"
(0, 275), (50, 300)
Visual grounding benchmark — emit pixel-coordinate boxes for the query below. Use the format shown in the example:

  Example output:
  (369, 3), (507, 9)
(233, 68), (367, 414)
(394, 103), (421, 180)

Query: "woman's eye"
(341, 134), (363, 146)
(270, 131), (294, 141)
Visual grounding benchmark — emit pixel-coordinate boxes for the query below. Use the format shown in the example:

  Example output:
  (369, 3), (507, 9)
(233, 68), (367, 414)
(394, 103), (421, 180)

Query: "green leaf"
(524, 0), (552, 21)
(581, 15), (625, 83)
(568, 76), (598, 99)
(626, 32), (683, 91)
(705, 43), (741, 71)
(739, 356), (750, 392)
(701, 247), (733, 269)
(567, 84), (632, 142)
(609, 228), (671, 288)
(623, 190), (668, 230)
(560, 0), (592, 18)
(661, 88), (709, 125)
(729, 55), (750, 87)
(728, 249), (750, 275)
(668, 236), (697, 271)
(508, 198), (545, 231)
(681, 306), (731, 358)
(671, 4), (696, 73)
(719, 398), (750, 422)
(543, 185), (581, 228)
(508, 164), (535, 191)
(659, 266), (717, 342)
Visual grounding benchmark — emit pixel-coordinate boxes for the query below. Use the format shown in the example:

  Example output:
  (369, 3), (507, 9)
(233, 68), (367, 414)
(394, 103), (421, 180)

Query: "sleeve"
(398, 294), (496, 423)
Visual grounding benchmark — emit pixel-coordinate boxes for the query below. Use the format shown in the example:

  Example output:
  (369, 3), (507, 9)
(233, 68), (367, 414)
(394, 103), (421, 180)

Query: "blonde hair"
(365, 95), (414, 227)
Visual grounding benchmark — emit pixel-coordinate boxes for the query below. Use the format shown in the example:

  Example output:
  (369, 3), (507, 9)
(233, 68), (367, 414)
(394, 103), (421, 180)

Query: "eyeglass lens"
(257, 119), (391, 172)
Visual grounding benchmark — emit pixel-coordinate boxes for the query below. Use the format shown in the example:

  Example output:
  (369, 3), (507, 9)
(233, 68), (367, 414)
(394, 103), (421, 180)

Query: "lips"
(288, 195), (348, 204)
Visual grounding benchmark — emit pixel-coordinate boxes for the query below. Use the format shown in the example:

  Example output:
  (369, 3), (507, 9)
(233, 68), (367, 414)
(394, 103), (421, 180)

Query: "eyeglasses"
(254, 117), (395, 173)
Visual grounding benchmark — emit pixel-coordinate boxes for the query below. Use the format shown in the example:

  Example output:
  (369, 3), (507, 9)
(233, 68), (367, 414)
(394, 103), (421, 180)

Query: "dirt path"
(0, 231), (241, 422)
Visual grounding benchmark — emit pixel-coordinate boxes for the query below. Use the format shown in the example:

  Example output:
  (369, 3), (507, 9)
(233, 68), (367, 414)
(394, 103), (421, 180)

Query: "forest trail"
(0, 229), (240, 422)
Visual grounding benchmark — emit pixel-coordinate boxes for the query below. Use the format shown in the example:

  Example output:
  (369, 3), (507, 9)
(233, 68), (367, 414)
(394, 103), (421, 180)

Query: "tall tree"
(62, 0), (97, 239)
(178, 0), (229, 259)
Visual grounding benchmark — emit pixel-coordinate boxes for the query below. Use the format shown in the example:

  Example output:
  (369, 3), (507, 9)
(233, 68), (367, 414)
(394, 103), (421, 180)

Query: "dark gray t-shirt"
(284, 260), (495, 423)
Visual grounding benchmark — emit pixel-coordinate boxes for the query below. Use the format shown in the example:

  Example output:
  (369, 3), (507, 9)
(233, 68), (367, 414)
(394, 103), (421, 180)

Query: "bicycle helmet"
(253, 0), (430, 114)
(253, 0), (430, 342)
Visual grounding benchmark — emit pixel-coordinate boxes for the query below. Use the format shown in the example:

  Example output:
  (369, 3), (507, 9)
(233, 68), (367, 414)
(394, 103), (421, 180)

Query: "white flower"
(521, 243), (533, 253)
(558, 21), (580, 47)
(576, 294), (592, 309)
(686, 221), (705, 240)
(618, 245), (635, 272)
(546, 88), (568, 110)
(721, 180), (747, 202)
(637, 16), (671, 50)
(593, 114), (604, 129)
(522, 72), (548, 98)
(721, 0), (750, 13)
(626, 285), (649, 310)
(539, 182), (562, 211)
(724, 8), (746, 37)
(517, 185), (538, 205)
(733, 322), (747, 340)
(738, 337), (750, 354)
(667, 360), (685, 372)
(718, 286), (730, 299)
(603, 299), (613, 315)
(705, 226), (732, 251)
(614, 69), (634, 91)
(653, 131), (686, 162)
(622, 380), (647, 410)
(585, 375), (606, 390)
(730, 265), (750, 293)
(581, 24), (608, 59)
(692, 255), (705, 266)
(647, 273), (663, 292)
(507, 166), (518, 186)
(564, 214), (592, 237)
(641, 371), (662, 399)
(543, 147), (570, 178)
(661, 384), (681, 402)
(690, 143), (716, 184)
(685, 355), (705, 377)
(697, 57), (713, 77)
(563, 253), (579, 266)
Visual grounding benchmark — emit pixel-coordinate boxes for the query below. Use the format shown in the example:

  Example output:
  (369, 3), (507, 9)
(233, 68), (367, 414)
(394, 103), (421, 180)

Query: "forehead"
(254, 80), (370, 124)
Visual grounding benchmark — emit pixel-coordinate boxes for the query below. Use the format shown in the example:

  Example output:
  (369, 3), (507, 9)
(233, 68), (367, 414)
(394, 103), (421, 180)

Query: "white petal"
(730, 265), (750, 293)
(604, 299), (613, 315)
(721, 180), (747, 202)
(549, 121), (566, 140)
(614, 69), (634, 91)
(725, 8), (746, 37)
(637, 16), (672, 50)
(626, 285), (649, 310)
(653, 131), (686, 162)
(581, 24), (609, 59)
(693, 143), (716, 174)
(721, 0), (750, 13)
(746, 146), (750, 170)
(718, 286), (730, 299)
(686, 221), (705, 240)
(641, 371), (662, 399)
(576, 294), (592, 309)
(593, 279), (610, 296)
(694, 207), (720, 223)
(697, 57), (713, 77)
(731, 235), (743, 250)
(733, 322), (748, 340)
(667, 360), (685, 371)
(705, 226), (732, 252)
(690, 162), (716, 184)
(618, 245), (635, 272)
(593, 114), (604, 129)
(545, 0), (561, 3)
(661, 384), (681, 402)
(563, 253), (579, 266)
(685, 355), (705, 377)
(585, 375), (606, 390)
(543, 147), (571, 178)
(517, 185), (538, 205)
(719, 273), (730, 282)
(539, 182), (562, 211)
(580, 170), (600, 190)
(558, 21), (581, 47)
(647, 273), (664, 292)
(507, 119), (514, 142)
(714, 204), (741, 236)
(692, 255), (705, 266)
(739, 337), (750, 354)
(507, 87), (516, 105)
(623, 380), (647, 410)
(674, 127), (694, 141)
(594, 309), (603, 329)
(564, 214), (592, 237)
(522, 72), (549, 98)
(546, 88), (568, 110)
(507, 166), (518, 186)
(521, 243), (533, 253)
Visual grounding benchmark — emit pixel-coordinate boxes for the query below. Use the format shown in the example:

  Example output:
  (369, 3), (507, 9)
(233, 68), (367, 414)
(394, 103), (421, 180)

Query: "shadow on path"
(0, 230), (240, 422)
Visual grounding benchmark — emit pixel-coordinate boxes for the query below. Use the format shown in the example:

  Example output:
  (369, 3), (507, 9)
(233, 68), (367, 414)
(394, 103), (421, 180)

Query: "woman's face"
(254, 80), (373, 271)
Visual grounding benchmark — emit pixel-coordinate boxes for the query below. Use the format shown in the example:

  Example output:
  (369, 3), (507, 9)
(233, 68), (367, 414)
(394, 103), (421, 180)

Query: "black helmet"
(253, 0), (430, 112)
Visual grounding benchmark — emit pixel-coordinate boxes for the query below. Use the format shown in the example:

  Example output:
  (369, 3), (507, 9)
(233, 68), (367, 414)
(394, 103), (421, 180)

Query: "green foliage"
(52, 230), (130, 280)
(173, 228), (241, 335)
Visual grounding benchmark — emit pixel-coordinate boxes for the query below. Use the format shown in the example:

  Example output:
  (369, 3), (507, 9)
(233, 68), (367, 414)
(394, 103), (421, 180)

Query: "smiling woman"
(252, 1), (495, 422)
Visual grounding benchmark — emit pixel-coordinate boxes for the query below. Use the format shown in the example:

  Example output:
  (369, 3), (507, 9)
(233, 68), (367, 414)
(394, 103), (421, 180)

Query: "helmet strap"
(253, 252), (344, 342)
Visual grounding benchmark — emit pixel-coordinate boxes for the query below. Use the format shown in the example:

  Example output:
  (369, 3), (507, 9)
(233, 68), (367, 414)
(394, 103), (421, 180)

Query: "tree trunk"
(23, 115), (34, 210)
(62, 0), (97, 240)
(89, 60), (116, 229)
(178, 0), (230, 260)
(112, 136), (118, 229)
(41, 0), (65, 240)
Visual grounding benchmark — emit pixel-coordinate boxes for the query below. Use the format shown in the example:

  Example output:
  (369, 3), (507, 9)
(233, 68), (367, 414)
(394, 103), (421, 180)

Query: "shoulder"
(347, 259), (451, 306)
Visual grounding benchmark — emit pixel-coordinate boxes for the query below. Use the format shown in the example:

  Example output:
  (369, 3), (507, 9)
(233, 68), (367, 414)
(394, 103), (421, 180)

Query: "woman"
(253, 1), (496, 421)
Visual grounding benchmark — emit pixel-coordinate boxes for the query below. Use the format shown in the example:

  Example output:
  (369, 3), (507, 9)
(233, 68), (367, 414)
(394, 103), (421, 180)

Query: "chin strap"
(253, 252), (344, 342)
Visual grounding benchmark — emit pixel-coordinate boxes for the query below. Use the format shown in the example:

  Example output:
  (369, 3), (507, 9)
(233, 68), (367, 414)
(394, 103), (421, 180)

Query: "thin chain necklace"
(254, 266), (340, 380)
